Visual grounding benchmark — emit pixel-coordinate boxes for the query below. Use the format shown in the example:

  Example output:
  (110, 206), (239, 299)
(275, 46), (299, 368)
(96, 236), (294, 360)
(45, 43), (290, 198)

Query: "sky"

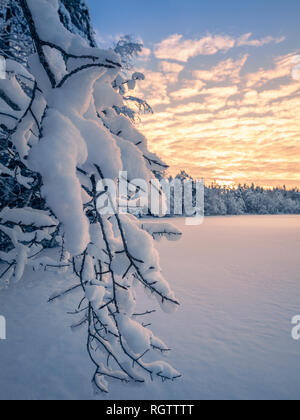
(87, 0), (300, 188)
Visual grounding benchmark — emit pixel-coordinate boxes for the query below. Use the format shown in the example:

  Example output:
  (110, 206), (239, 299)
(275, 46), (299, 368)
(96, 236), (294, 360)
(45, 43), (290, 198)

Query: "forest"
(165, 171), (300, 216)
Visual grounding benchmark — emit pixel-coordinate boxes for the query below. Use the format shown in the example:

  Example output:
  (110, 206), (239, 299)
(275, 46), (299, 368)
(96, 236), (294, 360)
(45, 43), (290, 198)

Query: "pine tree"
(0, 0), (181, 393)
(0, 0), (33, 63)
(59, 0), (96, 47)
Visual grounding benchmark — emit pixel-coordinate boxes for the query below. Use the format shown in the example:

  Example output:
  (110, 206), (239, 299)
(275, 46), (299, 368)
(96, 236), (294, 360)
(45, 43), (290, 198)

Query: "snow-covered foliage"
(163, 171), (300, 217)
(0, 0), (181, 393)
(110, 35), (154, 121)
(0, 0), (34, 64)
(0, 0), (96, 64)
(141, 222), (182, 242)
(59, 0), (96, 47)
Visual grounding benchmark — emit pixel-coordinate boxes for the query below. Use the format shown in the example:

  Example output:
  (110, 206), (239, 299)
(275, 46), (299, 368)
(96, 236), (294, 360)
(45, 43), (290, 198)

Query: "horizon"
(87, 0), (300, 189)
(171, 175), (300, 190)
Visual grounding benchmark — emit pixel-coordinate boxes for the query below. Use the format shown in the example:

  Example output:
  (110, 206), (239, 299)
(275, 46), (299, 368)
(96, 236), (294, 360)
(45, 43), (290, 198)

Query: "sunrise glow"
(88, 0), (300, 189)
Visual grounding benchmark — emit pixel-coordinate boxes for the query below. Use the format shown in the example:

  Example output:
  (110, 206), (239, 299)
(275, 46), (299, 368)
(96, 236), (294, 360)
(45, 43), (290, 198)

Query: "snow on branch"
(0, 0), (182, 393)
(141, 222), (182, 242)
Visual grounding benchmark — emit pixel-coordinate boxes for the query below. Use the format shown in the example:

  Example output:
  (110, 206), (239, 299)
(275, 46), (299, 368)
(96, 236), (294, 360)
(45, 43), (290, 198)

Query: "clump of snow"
(85, 284), (106, 309)
(0, 164), (34, 189)
(0, 0), (180, 393)
(28, 109), (89, 256)
(143, 361), (181, 380)
(115, 287), (136, 316)
(116, 314), (152, 356)
(141, 222), (182, 242)
(0, 207), (57, 227)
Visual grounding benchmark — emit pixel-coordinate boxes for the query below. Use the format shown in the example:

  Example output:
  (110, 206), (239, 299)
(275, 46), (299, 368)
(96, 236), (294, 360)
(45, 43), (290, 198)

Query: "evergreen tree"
(0, 0), (181, 393)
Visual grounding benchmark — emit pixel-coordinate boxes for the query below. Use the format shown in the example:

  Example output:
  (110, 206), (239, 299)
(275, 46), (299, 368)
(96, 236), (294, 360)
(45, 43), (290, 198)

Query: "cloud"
(170, 80), (206, 100)
(258, 83), (300, 103)
(237, 33), (285, 47)
(137, 53), (300, 185)
(137, 47), (152, 61)
(133, 69), (171, 106)
(171, 82), (239, 101)
(154, 33), (236, 62)
(159, 61), (184, 73)
(133, 63), (184, 106)
(154, 33), (285, 62)
(93, 30), (123, 48)
(158, 61), (184, 83)
(192, 55), (248, 84)
(246, 53), (298, 87)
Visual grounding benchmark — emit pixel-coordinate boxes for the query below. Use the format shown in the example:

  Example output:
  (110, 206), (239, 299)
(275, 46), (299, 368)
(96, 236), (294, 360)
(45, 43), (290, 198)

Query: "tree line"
(165, 171), (300, 216)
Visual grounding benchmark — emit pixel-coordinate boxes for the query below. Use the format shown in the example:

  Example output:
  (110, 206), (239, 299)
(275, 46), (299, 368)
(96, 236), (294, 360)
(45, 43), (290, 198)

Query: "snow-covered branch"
(0, 0), (181, 393)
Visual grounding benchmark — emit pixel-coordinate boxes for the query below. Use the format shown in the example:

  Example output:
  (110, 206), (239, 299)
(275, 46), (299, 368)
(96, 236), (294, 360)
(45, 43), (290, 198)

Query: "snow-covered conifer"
(0, 0), (181, 393)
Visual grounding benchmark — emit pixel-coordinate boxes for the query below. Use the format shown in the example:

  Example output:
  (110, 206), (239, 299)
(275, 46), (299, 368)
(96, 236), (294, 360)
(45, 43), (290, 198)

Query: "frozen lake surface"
(0, 215), (300, 400)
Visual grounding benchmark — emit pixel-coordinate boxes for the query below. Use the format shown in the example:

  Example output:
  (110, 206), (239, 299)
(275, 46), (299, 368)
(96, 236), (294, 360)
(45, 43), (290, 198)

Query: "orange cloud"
(154, 33), (285, 62)
(170, 80), (206, 100)
(237, 33), (285, 47)
(192, 55), (248, 83)
(154, 34), (235, 62)
(158, 61), (184, 83)
(133, 69), (171, 106)
(246, 53), (297, 87)
(137, 52), (300, 186)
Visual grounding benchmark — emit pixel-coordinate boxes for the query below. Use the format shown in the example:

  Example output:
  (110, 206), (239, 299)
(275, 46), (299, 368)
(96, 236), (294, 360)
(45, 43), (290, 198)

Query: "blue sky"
(87, 0), (300, 187)
(87, 0), (300, 47)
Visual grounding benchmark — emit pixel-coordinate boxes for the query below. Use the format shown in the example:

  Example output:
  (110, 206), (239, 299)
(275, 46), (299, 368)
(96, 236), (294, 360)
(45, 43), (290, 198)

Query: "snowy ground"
(0, 215), (300, 400)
